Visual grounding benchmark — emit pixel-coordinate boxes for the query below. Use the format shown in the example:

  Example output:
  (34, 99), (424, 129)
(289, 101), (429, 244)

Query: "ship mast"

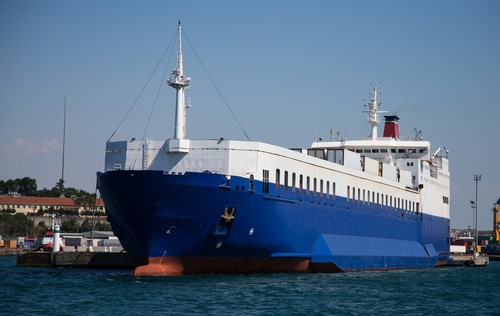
(168, 21), (191, 139)
(365, 85), (381, 141)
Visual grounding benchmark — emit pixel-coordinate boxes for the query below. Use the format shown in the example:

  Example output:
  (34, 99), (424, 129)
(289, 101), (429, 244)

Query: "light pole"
(473, 174), (481, 254)
(470, 200), (475, 239)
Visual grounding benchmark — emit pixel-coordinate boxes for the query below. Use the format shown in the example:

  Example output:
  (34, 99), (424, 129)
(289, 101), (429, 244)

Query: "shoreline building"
(0, 195), (105, 216)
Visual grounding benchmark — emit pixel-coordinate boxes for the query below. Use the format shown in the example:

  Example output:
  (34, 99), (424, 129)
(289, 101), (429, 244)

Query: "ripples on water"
(1, 256), (497, 315)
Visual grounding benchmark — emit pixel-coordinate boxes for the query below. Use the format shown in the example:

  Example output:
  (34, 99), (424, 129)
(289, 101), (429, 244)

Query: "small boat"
(465, 253), (489, 267)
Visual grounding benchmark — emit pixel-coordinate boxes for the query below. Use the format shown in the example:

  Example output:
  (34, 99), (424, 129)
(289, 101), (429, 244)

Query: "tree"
(1, 179), (17, 194)
(1, 208), (16, 215)
(56, 179), (64, 197)
(72, 192), (97, 211)
(61, 218), (80, 233)
(0, 213), (31, 237)
(96, 221), (112, 231)
(18, 177), (37, 195)
(80, 218), (93, 232)
(34, 221), (47, 237)
(0, 177), (37, 195)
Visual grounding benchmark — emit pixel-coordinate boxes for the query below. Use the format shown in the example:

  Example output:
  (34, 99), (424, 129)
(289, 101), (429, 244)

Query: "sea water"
(1, 256), (498, 315)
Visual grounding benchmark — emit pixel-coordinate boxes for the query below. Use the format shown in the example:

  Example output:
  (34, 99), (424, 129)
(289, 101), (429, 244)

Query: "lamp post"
(470, 200), (475, 239)
(473, 174), (481, 254)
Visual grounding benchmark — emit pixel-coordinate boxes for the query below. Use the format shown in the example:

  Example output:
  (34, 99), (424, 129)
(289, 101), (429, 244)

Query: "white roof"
(310, 139), (430, 150)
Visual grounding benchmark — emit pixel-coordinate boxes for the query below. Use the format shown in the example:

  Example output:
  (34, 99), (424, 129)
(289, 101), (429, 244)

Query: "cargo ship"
(97, 22), (450, 276)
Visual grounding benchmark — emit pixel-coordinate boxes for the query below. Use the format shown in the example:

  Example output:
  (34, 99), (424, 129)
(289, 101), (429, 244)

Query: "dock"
(10, 250), (499, 270)
(16, 251), (147, 269)
(448, 254), (499, 266)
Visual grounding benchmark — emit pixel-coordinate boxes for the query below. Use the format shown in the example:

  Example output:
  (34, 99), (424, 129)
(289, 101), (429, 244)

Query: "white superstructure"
(103, 22), (449, 225)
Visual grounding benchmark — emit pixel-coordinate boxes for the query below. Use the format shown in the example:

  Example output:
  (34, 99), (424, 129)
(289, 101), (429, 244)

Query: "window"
(249, 174), (254, 191)
(292, 173), (296, 192)
(299, 175), (303, 194)
(443, 196), (449, 204)
(326, 181), (330, 198)
(276, 169), (280, 189)
(347, 186), (350, 202)
(308, 149), (325, 159)
(284, 171), (289, 191)
(320, 179), (324, 197)
(263, 170), (269, 194)
(306, 176), (310, 195)
(332, 182), (336, 199)
(313, 178), (317, 196)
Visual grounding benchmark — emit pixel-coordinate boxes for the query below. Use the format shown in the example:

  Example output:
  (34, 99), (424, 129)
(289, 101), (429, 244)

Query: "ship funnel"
(383, 115), (400, 140)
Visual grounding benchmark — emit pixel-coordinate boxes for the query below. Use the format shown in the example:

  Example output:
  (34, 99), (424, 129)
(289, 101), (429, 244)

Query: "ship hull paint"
(133, 256), (311, 276)
(97, 170), (450, 275)
(132, 235), (439, 276)
(134, 253), (445, 276)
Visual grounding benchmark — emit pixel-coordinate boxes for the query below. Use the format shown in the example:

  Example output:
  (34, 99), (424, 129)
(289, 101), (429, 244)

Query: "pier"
(10, 250), (499, 270)
(448, 254), (499, 266)
(15, 251), (146, 269)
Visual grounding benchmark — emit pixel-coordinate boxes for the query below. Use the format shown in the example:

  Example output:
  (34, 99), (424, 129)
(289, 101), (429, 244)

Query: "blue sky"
(1, 1), (499, 230)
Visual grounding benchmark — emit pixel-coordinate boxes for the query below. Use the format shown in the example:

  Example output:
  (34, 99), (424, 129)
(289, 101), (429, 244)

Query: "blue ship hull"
(97, 170), (450, 276)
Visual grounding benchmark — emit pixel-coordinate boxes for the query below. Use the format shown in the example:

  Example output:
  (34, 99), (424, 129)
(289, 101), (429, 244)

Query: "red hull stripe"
(133, 257), (311, 276)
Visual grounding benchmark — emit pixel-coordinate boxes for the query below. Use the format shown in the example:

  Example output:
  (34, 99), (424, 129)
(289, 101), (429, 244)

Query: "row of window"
(347, 185), (420, 214)
(264, 169), (337, 198)
(261, 169), (419, 214)
(354, 148), (426, 154)
(0, 205), (48, 209)
(0, 205), (104, 211)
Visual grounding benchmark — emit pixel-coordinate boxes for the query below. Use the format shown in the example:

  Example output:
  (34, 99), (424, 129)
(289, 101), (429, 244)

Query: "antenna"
(61, 96), (66, 196)
(363, 84), (381, 140)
